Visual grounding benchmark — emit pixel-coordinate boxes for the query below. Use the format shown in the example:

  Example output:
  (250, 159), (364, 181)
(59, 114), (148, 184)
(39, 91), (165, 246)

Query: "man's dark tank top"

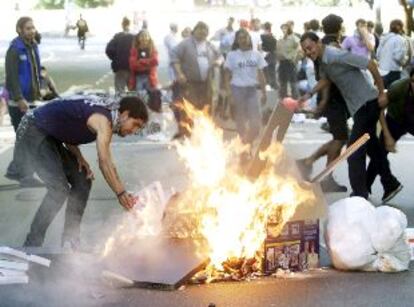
(33, 97), (112, 145)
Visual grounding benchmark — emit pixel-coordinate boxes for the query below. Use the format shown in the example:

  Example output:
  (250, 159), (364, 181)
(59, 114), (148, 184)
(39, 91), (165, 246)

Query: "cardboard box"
(264, 183), (327, 273)
(265, 219), (319, 272)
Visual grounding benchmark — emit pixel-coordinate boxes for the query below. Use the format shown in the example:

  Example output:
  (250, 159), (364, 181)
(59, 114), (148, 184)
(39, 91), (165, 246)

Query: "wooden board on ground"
(103, 237), (208, 290)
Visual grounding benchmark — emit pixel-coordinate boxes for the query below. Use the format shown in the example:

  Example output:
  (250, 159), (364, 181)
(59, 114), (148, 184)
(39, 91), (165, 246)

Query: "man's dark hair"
(410, 67), (414, 78)
(122, 17), (130, 28)
(16, 16), (33, 34)
(34, 31), (41, 44)
(367, 21), (374, 28)
(300, 31), (320, 43)
(263, 22), (272, 31)
(355, 18), (366, 26)
(308, 19), (320, 32)
(390, 19), (404, 34)
(119, 96), (149, 123)
(322, 14), (343, 35)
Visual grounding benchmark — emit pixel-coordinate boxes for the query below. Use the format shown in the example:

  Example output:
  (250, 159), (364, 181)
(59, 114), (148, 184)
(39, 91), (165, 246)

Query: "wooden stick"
(310, 133), (370, 183)
(246, 102), (293, 178)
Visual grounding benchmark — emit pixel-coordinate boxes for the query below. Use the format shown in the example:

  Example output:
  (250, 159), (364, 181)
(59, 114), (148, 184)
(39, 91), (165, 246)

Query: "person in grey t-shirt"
(300, 32), (387, 199)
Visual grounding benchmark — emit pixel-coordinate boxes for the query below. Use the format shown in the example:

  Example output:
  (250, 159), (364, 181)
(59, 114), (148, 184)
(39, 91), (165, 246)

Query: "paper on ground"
(0, 246), (51, 267)
(0, 260), (28, 271)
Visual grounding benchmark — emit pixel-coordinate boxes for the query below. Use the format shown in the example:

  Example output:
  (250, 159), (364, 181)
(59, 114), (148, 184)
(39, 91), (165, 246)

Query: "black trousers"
(366, 114), (414, 191)
(278, 60), (298, 99)
(264, 53), (277, 89)
(16, 115), (92, 246)
(347, 99), (382, 198)
(382, 71), (401, 89)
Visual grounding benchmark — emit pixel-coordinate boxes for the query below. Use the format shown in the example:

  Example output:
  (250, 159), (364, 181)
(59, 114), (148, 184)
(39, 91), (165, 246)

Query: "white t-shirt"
(249, 30), (262, 51)
(196, 41), (210, 81)
(224, 49), (267, 87)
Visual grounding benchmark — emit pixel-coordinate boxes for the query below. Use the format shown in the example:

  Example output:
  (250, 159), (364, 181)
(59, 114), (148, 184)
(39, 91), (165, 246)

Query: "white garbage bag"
(326, 197), (411, 272)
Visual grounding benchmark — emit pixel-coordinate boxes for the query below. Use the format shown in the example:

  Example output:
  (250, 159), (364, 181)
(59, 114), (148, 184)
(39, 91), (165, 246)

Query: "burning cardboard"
(102, 101), (322, 286)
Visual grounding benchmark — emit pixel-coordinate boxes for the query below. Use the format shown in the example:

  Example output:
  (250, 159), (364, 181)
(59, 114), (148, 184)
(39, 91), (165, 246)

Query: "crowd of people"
(2, 11), (414, 248)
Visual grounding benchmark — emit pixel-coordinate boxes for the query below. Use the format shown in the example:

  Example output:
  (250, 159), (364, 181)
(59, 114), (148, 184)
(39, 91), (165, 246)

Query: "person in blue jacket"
(5, 16), (43, 187)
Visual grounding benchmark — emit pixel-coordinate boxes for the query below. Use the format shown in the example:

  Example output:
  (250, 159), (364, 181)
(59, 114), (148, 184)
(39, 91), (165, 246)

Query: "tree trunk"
(401, 0), (414, 36)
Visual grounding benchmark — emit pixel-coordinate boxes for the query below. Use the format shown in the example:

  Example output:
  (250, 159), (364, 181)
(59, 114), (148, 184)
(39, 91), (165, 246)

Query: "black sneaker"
(19, 177), (45, 188)
(5, 172), (21, 182)
(296, 159), (313, 180)
(320, 176), (348, 193)
(382, 182), (403, 203)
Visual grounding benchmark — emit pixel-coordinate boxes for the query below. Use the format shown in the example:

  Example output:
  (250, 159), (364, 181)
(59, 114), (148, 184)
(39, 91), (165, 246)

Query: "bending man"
(13, 95), (148, 248)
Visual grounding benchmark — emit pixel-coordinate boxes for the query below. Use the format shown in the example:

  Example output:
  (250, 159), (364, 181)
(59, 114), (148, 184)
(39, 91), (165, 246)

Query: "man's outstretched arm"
(88, 113), (135, 210)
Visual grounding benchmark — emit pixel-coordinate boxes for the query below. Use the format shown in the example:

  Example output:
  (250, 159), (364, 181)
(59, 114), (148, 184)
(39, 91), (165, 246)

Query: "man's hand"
(384, 135), (397, 153)
(77, 156), (94, 180)
(378, 92), (388, 109)
(298, 93), (311, 104)
(117, 191), (137, 211)
(17, 99), (29, 113)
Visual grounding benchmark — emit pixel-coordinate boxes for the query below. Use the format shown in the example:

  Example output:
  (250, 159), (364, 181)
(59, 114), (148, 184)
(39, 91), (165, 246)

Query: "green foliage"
(74, 0), (114, 8)
(36, 0), (65, 9)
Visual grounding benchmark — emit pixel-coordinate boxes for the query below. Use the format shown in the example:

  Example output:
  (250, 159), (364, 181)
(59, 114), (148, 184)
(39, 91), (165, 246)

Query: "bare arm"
(367, 59), (387, 107)
(314, 85), (331, 116)
(379, 110), (396, 152)
(87, 114), (135, 209)
(299, 78), (331, 104)
(66, 144), (94, 179)
(361, 31), (375, 52)
(66, 144), (82, 159)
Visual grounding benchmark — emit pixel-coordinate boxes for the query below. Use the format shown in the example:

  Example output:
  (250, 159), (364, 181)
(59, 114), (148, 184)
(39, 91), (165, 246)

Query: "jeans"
(136, 74), (151, 92)
(366, 114), (414, 192)
(231, 85), (261, 144)
(114, 70), (130, 94)
(347, 99), (381, 198)
(17, 115), (92, 246)
(6, 106), (35, 179)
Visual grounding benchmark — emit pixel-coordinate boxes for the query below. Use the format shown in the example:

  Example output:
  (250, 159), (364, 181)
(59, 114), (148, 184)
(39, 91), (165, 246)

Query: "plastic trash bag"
(326, 197), (410, 272)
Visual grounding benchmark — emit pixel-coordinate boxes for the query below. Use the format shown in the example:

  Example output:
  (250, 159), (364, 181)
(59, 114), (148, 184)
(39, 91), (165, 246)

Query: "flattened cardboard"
(103, 237), (208, 290)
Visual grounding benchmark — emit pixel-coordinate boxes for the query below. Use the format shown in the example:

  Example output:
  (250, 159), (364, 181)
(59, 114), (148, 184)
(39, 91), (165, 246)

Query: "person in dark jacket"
(105, 17), (134, 94)
(261, 22), (277, 89)
(15, 95), (148, 248)
(366, 72), (414, 202)
(76, 14), (89, 50)
(5, 16), (43, 187)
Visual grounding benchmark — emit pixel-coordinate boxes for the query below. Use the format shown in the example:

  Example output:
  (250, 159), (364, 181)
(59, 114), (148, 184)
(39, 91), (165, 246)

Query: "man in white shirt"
(377, 19), (408, 88)
(164, 23), (180, 83)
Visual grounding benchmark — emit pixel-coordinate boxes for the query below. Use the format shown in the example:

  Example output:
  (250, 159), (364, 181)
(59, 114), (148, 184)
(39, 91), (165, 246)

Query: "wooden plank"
(247, 102), (294, 178)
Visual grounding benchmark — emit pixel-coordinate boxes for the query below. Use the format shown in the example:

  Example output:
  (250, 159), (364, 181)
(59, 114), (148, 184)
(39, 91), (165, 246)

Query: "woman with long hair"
(128, 30), (159, 93)
(224, 28), (267, 145)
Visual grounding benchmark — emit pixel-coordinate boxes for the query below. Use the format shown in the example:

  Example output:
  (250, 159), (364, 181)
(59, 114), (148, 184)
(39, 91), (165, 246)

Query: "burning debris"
(102, 101), (322, 286)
